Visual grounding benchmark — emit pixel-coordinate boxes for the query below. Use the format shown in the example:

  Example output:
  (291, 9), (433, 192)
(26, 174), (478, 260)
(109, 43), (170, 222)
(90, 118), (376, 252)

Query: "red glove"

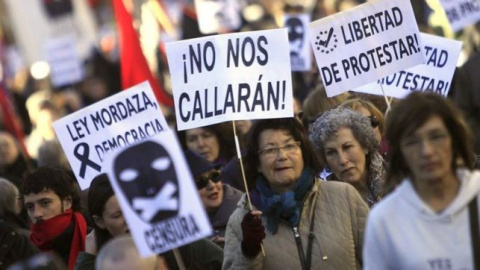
(241, 211), (266, 258)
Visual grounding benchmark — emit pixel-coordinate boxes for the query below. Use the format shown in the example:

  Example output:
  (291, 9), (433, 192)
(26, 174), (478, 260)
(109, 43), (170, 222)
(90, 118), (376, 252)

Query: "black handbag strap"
(469, 196), (480, 270)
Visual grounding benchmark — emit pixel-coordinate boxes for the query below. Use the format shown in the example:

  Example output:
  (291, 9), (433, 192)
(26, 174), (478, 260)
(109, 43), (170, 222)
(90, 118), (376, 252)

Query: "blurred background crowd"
(0, 0), (480, 269)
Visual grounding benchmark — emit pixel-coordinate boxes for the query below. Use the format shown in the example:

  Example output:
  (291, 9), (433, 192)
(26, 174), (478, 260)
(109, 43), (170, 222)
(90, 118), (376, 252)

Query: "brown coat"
(223, 179), (369, 270)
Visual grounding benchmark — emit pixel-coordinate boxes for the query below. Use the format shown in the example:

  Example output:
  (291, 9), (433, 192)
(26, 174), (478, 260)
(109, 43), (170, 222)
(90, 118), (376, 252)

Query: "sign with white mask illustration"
(104, 130), (212, 257)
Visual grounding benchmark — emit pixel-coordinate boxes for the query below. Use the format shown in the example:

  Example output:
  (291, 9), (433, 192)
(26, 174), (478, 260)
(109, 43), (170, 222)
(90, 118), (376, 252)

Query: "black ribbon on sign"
(74, 142), (101, 178)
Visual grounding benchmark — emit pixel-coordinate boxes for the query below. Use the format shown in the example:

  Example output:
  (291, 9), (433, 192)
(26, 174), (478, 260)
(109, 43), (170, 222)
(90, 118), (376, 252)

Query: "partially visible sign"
(45, 35), (84, 87)
(354, 33), (462, 98)
(194, 0), (242, 34)
(308, 0), (425, 97)
(166, 29), (293, 131)
(284, 13), (312, 72)
(3, 0), (97, 65)
(104, 130), (212, 257)
(53, 82), (168, 190)
(440, 0), (480, 32)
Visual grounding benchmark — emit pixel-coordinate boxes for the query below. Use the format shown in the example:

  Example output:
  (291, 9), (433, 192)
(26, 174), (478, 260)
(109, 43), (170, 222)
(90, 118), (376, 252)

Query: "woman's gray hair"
(0, 177), (19, 216)
(309, 107), (379, 162)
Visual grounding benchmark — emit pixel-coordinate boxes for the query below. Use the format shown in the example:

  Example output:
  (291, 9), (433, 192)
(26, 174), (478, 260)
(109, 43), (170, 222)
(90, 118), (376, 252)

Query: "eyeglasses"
(195, 170), (221, 189)
(367, 115), (379, 128)
(258, 141), (301, 158)
(400, 131), (450, 152)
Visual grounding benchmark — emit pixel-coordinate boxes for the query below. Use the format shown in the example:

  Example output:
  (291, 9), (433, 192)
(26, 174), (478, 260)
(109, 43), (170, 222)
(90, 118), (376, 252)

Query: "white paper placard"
(284, 13), (312, 72)
(166, 29), (293, 131)
(193, 0), (242, 34)
(104, 130), (212, 257)
(53, 81), (169, 190)
(308, 0), (425, 97)
(440, 0), (480, 32)
(354, 33), (462, 98)
(45, 35), (84, 87)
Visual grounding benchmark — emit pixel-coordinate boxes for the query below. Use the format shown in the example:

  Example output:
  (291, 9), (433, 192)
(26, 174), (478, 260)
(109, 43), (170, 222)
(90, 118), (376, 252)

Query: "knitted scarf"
(30, 209), (87, 270)
(256, 167), (314, 234)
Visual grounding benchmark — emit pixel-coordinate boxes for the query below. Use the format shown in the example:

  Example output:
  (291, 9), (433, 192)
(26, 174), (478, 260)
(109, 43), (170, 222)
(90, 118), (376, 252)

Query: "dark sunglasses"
(367, 115), (379, 128)
(195, 170), (221, 189)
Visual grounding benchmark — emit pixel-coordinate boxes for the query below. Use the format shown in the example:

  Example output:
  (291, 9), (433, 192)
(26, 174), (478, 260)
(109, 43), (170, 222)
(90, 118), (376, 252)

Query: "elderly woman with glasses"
(363, 92), (480, 269)
(223, 118), (368, 269)
(185, 151), (243, 248)
(310, 107), (386, 207)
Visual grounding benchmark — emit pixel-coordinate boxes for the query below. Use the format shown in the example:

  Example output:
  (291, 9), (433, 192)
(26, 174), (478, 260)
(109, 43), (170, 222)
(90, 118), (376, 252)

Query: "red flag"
(113, 0), (173, 107)
(0, 85), (31, 159)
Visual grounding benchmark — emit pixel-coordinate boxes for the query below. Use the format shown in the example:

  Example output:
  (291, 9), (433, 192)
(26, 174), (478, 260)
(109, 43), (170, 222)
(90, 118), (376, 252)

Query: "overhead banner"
(308, 0), (425, 97)
(104, 130), (212, 257)
(166, 29), (293, 131)
(284, 13), (312, 72)
(193, 0), (242, 34)
(53, 82), (169, 190)
(354, 33), (462, 98)
(440, 0), (480, 32)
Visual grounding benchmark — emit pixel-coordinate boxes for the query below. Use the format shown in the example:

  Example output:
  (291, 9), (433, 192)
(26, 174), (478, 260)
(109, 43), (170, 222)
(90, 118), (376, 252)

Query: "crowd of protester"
(1, 0), (480, 269)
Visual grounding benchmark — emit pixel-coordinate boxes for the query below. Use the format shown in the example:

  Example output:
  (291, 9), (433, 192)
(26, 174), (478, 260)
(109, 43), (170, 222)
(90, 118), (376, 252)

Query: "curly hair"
(244, 117), (323, 190)
(22, 166), (81, 212)
(309, 107), (379, 166)
(384, 92), (475, 192)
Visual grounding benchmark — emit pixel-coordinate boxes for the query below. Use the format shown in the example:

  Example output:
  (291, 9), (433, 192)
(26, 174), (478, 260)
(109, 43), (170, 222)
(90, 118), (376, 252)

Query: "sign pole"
(379, 84), (392, 116)
(232, 120), (265, 256)
(172, 248), (186, 269)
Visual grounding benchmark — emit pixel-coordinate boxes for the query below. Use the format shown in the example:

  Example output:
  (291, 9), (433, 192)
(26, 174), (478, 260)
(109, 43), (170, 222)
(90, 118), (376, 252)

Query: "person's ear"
(93, 215), (106, 229)
(62, 196), (72, 211)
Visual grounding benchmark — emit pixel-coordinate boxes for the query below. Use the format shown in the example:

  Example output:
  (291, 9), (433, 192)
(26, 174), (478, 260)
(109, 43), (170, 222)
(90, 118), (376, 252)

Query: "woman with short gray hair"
(310, 107), (386, 207)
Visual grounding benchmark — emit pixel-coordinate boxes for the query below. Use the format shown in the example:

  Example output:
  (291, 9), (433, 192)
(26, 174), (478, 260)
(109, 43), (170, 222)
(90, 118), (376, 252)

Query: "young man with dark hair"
(22, 166), (86, 270)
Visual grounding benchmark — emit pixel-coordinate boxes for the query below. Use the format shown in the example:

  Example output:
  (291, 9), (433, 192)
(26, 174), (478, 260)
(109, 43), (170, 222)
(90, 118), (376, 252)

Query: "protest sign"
(104, 130), (212, 257)
(284, 13), (312, 72)
(354, 33), (462, 98)
(308, 0), (425, 97)
(440, 0), (480, 32)
(53, 81), (169, 190)
(193, 0), (242, 34)
(3, 0), (96, 65)
(45, 35), (84, 87)
(166, 29), (293, 131)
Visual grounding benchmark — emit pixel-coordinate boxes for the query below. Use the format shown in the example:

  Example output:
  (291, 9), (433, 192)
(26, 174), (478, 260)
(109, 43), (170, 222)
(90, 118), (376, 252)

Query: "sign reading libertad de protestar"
(354, 33), (462, 98)
(308, 0), (425, 97)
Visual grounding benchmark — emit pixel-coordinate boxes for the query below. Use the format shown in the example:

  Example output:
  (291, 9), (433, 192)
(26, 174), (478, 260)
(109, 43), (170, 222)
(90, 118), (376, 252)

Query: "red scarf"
(30, 209), (87, 270)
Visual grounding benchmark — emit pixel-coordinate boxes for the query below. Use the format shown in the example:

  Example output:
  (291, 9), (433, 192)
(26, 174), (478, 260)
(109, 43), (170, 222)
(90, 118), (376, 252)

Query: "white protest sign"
(284, 13), (312, 72)
(53, 81), (169, 190)
(308, 0), (425, 97)
(354, 33), (462, 98)
(104, 130), (212, 257)
(194, 0), (242, 34)
(166, 29), (293, 131)
(45, 35), (84, 87)
(440, 0), (480, 32)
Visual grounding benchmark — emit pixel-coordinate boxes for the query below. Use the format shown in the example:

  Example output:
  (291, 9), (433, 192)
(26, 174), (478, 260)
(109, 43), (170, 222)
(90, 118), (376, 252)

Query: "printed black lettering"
(227, 38), (240, 68)
(237, 83), (251, 112)
(267, 81), (280, 110)
(179, 93), (191, 122)
(242, 37), (256, 66)
(223, 84), (235, 113)
(192, 91), (203, 121)
(257, 36), (268, 65)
